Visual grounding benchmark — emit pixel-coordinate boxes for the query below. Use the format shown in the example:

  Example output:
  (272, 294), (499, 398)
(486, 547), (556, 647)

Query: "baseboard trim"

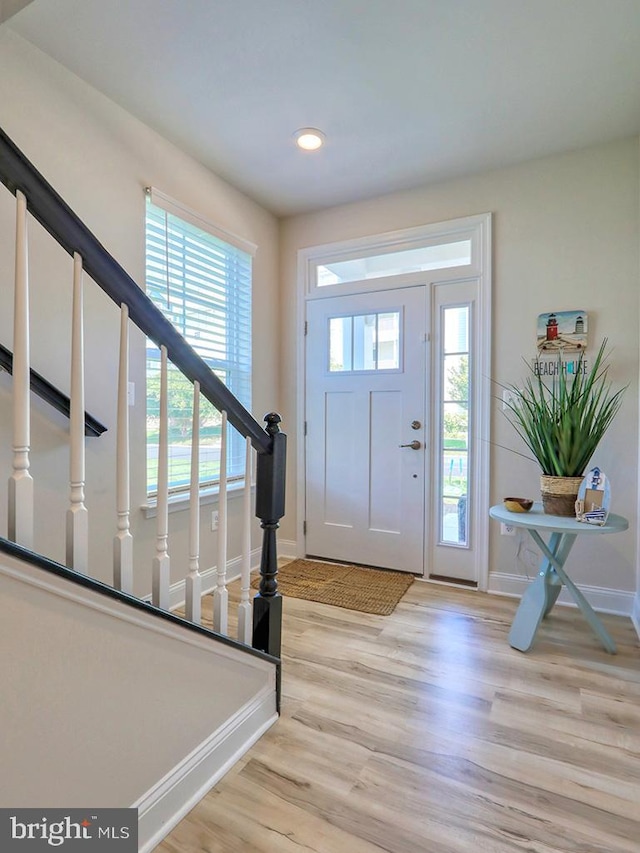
(488, 571), (635, 616)
(632, 593), (640, 639)
(277, 539), (298, 561)
(159, 538), (299, 611)
(160, 547), (262, 611)
(135, 684), (278, 853)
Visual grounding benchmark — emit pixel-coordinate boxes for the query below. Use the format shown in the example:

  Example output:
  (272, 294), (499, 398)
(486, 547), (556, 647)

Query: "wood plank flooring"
(159, 578), (639, 853)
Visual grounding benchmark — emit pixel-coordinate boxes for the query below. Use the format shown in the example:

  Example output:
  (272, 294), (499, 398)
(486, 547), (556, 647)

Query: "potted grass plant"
(503, 339), (625, 515)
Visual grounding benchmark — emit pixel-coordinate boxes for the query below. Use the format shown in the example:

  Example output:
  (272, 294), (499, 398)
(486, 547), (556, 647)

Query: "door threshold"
(427, 574), (478, 589)
(305, 554), (418, 576)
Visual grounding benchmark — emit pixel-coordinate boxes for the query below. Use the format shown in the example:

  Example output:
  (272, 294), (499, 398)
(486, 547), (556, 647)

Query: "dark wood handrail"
(0, 125), (285, 659)
(0, 536), (280, 667)
(0, 342), (107, 437)
(0, 126), (270, 454)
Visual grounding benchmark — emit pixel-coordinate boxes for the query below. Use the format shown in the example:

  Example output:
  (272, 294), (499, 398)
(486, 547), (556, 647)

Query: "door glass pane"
(353, 314), (377, 370)
(329, 316), (353, 371)
(377, 312), (400, 369)
(329, 311), (400, 372)
(440, 306), (470, 545)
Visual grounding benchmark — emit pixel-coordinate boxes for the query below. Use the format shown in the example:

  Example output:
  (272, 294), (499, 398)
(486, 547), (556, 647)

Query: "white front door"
(305, 286), (427, 573)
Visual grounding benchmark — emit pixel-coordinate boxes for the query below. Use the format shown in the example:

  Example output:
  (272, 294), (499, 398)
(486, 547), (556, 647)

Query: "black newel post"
(252, 412), (286, 659)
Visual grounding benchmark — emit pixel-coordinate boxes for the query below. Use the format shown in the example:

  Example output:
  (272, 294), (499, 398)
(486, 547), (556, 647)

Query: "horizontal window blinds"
(145, 196), (252, 495)
(147, 187), (257, 257)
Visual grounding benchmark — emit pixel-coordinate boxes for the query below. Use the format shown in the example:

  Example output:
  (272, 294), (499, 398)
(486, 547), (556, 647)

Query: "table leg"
(536, 532), (576, 617)
(543, 568), (563, 617)
(529, 530), (617, 654)
(508, 531), (568, 652)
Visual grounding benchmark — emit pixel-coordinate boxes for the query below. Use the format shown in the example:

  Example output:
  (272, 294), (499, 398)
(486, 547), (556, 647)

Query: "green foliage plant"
(503, 339), (625, 478)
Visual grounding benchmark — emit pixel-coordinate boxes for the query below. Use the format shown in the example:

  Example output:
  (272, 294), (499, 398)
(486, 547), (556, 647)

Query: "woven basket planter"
(540, 475), (583, 517)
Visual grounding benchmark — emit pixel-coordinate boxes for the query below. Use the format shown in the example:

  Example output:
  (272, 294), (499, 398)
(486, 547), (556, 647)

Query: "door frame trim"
(296, 213), (492, 588)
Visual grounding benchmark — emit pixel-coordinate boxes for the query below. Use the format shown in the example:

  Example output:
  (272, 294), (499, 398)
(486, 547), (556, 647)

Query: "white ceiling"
(8, 0), (640, 216)
(0, 0), (34, 25)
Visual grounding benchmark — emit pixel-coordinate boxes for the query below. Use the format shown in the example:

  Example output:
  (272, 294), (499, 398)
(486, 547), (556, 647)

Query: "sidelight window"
(439, 305), (470, 546)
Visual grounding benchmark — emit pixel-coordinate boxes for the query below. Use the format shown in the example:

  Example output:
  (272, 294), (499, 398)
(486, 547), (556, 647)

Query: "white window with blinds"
(145, 188), (255, 498)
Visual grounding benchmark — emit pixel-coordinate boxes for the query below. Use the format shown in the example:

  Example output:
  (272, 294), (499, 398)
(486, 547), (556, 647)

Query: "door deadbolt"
(399, 440), (422, 450)
(411, 420), (421, 430)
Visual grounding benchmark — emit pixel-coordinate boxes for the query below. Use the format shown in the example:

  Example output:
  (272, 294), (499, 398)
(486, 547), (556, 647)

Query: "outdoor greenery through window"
(145, 196), (252, 496)
(440, 305), (470, 545)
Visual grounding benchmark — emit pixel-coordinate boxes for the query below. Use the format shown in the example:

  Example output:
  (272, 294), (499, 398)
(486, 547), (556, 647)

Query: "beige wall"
(0, 552), (274, 808)
(281, 138), (640, 598)
(0, 27), (638, 606)
(0, 30), (281, 594)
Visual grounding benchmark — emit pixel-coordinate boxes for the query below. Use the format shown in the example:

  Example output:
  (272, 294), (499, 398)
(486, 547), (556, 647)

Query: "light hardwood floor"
(160, 577), (639, 853)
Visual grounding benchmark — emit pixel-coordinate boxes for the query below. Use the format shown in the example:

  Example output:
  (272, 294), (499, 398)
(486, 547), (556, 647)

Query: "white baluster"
(213, 410), (228, 634)
(185, 382), (202, 623)
(114, 303), (133, 593)
(8, 190), (34, 548)
(66, 252), (88, 572)
(152, 345), (170, 609)
(237, 436), (253, 644)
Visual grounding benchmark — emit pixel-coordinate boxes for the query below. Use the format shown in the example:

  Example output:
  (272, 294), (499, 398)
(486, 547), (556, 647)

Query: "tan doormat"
(251, 558), (414, 615)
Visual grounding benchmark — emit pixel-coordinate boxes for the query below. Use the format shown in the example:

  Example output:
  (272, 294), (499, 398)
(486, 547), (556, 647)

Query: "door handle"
(399, 440), (422, 450)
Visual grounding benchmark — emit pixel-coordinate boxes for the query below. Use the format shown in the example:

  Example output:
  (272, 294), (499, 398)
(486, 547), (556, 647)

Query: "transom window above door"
(317, 239), (472, 287)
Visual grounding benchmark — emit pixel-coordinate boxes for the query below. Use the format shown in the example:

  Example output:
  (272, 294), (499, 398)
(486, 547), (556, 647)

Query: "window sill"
(141, 480), (253, 519)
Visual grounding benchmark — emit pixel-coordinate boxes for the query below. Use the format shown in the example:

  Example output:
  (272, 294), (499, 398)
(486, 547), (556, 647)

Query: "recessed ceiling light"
(294, 128), (325, 151)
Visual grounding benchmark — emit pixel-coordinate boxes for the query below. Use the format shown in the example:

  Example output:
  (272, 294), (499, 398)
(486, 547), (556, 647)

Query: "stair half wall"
(0, 550), (278, 851)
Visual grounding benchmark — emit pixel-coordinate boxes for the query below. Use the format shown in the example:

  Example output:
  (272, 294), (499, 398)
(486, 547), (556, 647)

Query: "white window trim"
(146, 187), (257, 257)
(141, 480), (254, 519)
(302, 213), (486, 300)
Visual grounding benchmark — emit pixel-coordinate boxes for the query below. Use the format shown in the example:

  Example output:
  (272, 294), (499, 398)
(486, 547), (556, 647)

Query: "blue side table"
(489, 503), (628, 654)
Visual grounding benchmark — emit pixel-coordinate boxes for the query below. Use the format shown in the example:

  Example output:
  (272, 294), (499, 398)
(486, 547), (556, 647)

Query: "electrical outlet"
(211, 510), (219, 531)
(502, 388), (519, 410)
(501, 523), (516, 536)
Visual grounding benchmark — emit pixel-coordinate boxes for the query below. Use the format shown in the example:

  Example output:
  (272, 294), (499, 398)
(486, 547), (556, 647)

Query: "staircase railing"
(0, 341), (107, 437)
(0, 126), (285, 659)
